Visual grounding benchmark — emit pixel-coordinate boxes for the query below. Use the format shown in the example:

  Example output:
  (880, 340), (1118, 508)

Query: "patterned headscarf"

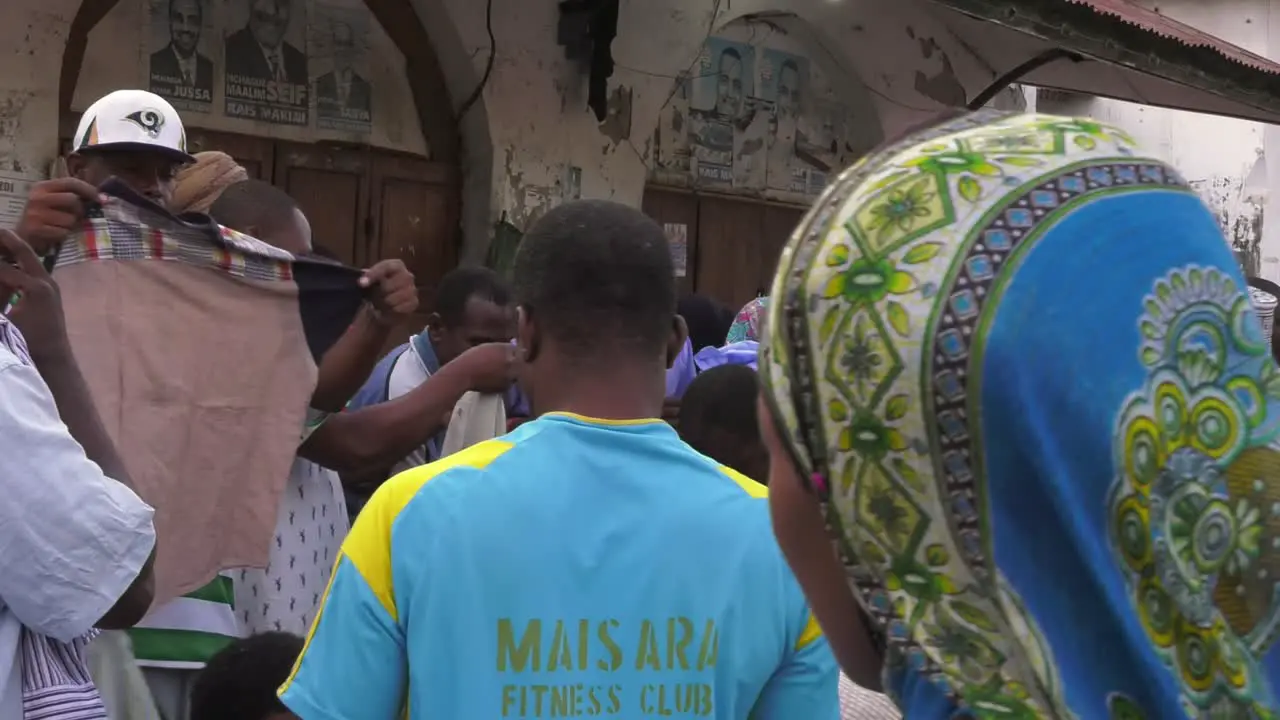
(726, 295), (769, 343)
(759, 111), (1280, 717)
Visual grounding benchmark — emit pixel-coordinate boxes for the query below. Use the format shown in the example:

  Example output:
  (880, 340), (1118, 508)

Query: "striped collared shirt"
(0, 316), (108, 719)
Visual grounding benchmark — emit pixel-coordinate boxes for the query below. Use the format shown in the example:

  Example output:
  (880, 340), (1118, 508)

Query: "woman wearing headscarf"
(727, 295), (768, 343)
(169, 151), (248, 214)
(757, 110), (1280, 717)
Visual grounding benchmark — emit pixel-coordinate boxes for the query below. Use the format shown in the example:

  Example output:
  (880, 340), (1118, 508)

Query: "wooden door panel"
(273, 143), (370, 266)
(368, 153), (459, 349)
(696, 196), (765, 311)
(369, 154), (456, 301)
(185, 129), (274, 181)
(641, 188), (699, 295)
(760, 205), (805, 297)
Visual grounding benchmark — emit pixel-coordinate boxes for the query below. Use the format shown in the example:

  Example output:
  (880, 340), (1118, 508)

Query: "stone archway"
(56, 0), (491, 252)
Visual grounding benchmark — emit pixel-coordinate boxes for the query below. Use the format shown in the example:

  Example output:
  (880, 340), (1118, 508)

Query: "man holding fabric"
(14, 89), (416, 719)
(0, 228), (157, 718)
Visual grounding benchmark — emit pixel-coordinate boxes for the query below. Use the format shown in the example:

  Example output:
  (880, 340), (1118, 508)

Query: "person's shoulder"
(149, 45), (173, 62)
(376, 436), (518, 513)
(385, 343), (425, 399)
(0, 342), (28, 377)
(0, 344), (60, 429)
(673, 446), (769, 504)
(710, 463), (768, 500)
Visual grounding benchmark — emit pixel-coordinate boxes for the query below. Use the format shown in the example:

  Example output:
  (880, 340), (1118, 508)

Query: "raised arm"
(299, 342), (516, 475)
(0, 229), (155, 632)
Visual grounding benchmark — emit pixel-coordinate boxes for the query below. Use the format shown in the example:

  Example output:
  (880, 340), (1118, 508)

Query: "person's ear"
(425, 312), (444, 345)
(65, 155), (88, 181)
(517, 305), (540, 363)
(666, 314), (689, 369)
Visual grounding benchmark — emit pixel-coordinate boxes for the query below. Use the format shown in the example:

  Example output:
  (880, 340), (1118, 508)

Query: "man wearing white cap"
(0, 89), (180, 720)
(17, 89), (193, 253)
(14, 90), (416, 719)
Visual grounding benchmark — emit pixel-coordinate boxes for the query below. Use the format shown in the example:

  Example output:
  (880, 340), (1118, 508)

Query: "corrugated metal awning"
(927, 0), (1280, 124)
(1064, 0), (1277, 73)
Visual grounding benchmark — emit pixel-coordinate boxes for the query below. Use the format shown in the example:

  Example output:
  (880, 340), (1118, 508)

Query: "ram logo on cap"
(125, 109), (166, 138)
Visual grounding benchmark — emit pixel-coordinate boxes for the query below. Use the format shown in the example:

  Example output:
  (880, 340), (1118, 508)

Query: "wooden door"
(695, 196), (767, 311)
(273, 142), (370, 267)
(759, 205), (805, 296)
(641, 188), (698, 295)
(368, 154), (458, 308)
(185, 129), (274, 180)
(644, 187), (807, 311)
(367, 153), (459, 346)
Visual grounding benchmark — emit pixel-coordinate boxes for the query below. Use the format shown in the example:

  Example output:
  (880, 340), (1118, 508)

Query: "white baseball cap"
(72, 89), (194, 163)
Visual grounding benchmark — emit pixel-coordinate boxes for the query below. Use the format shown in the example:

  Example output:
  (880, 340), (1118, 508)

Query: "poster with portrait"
(310, 1), (372, 134)
(758, 48), (810, 193)
(223, 0), (309, 125)
(688, 37), (755, 188)
(147, 0), (215, 113)
(650, 74), (693, 182)
(664, 223), (688, 277)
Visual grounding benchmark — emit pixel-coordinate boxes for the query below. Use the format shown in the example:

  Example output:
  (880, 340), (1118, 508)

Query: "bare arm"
(298, 359), (474, 475)
(310, 306), (393, 413)
(32, 349), (157, 628)
(0, 355), (156, 636)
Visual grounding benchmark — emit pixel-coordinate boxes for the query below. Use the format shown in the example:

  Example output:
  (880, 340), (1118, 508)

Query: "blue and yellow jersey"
(279, 412), (838, 719)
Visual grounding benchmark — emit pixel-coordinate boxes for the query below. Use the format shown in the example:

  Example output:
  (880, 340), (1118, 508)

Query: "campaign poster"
(223, 0), (310, 126)
(310, 1), (373, 133)
(147, 0), (215, 112)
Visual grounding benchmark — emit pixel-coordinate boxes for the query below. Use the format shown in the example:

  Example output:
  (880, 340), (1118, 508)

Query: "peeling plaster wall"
(1057, 0), (1273, 278)
(646, 16), (884, 203)
(0, 0), (83, 177)
(0, 0), (1089, 265)
(420, 0), (1016, 261)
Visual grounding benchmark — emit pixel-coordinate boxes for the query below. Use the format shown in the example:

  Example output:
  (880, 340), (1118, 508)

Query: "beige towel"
(54, 184), (363, 604)
(440, 392), (507, 457)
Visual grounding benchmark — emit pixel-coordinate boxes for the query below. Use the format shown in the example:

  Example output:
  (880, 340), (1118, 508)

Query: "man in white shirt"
(0, 228), (157, 717)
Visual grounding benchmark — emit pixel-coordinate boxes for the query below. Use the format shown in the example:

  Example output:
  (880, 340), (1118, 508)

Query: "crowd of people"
(1, 86), (1279, 720)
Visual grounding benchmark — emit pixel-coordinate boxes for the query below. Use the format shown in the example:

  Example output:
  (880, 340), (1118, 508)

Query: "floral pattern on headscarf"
(758, 110), (1280, 718)
(726, 296), (769, 344)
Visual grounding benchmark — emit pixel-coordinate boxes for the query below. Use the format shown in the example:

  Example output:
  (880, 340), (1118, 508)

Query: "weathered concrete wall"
(0, 0), (81, 177)
(419, 0), (1024, 260)
(1057, 0), (1274, 278)
(3, 0), (1047, 260)
(646, 16), (885, 203)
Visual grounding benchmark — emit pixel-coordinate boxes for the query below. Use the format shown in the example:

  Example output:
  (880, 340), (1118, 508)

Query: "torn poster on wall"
(0, 171), (41, 230)
(664, 223), (688, 277)
(650, 26), (882, 201)
(310, 1), (373, 134)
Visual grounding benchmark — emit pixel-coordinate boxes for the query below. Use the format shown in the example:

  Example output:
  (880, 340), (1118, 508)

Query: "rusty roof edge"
(1061, 0), (1275, 71)
(927, 0), (1280, 119)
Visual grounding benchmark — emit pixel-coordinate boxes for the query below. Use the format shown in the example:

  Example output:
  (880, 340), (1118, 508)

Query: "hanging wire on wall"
(456, 0), (496, 119)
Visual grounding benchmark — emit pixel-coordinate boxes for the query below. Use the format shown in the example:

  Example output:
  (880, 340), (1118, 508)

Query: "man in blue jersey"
(278, 199), (839, 719)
